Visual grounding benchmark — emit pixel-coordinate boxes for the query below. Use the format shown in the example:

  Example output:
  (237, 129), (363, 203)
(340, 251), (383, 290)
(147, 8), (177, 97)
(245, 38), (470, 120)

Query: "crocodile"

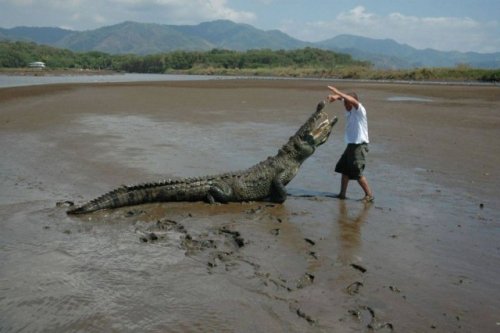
(67, 101), (337, 214)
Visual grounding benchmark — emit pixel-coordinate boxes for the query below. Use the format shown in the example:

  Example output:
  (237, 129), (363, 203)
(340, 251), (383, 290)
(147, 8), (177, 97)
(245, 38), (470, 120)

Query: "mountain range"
(1, 20), (499, 69)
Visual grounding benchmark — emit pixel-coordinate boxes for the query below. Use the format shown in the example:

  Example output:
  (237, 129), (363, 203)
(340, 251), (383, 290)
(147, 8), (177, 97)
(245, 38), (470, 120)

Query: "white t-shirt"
(345, 103), (369, 144)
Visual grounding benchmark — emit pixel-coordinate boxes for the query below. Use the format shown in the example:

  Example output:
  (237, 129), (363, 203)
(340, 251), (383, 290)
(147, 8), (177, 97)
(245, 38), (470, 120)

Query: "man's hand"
(327, 85), (359, 109)
(327, 94), (342, 103)
(327, 85), (341, 95)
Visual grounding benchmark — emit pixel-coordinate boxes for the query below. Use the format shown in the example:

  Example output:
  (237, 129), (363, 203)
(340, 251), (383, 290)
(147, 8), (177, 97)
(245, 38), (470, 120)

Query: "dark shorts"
(335, 143), (369, 180)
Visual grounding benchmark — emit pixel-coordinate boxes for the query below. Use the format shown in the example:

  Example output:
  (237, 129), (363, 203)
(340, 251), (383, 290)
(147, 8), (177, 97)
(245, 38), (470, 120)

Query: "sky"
(1, 0), (499, 53)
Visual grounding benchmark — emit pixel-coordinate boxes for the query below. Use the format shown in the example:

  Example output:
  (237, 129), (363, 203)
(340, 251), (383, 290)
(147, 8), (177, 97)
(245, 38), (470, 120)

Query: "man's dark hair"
(347, 92), (359, 101)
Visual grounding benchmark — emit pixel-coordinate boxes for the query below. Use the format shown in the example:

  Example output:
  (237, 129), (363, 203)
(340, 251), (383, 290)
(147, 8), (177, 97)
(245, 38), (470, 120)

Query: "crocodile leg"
(269, 177), (287, 203)
(207, 181), (233, 204)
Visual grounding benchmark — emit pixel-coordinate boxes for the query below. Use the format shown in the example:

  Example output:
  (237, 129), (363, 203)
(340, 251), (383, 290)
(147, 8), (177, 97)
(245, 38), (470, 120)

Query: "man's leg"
(339, 174), (349, 199)
(357, 176), (373, 199)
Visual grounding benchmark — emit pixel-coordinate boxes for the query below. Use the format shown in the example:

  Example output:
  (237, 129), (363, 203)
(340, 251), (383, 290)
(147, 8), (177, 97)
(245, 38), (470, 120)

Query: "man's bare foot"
(359, 195), (374, 203)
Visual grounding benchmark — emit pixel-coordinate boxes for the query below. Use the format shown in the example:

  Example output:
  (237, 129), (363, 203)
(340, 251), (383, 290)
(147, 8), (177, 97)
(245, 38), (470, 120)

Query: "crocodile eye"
(303, 134), (315, 145)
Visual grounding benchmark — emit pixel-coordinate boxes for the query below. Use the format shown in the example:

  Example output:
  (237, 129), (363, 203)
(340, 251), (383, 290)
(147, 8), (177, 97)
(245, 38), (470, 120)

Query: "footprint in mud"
(351, 263), (367, 273)
(289, 301), (317, 325)
(296, 307), (316, 325)
(304, 238), (316, 246)
(207, 251), (234, 269)
(296, 273), (315, 289)
(303, 237), (319, 261)
(218, 226), (246, 248)
(139, 232), (161, 243)
(348, 305), (394, 332)
(343, 264), (394, 330)
(270, 228), (280, 236)
(176, 225), (249, 272)
(182, 233), (218, 254)
(137, 218), (187, 243)
(346, 281), (364, 295)
(156, 219), (186, 233)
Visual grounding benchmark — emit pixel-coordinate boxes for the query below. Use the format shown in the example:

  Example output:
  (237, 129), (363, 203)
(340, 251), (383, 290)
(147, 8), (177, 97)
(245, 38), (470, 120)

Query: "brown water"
(0, 80), (499, 332)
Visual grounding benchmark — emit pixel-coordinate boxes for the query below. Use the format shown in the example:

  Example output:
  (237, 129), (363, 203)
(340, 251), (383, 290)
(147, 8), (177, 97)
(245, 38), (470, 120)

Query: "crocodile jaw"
(310, 112), (337, 146)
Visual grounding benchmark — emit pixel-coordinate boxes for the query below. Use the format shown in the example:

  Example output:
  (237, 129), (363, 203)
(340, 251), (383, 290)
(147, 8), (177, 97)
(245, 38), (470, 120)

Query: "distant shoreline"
(0, 69), (497, 88)
(0, 68), (119, 76)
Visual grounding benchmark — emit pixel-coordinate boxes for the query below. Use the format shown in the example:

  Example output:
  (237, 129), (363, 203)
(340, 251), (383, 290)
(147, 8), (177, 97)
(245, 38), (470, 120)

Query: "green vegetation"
(112, 48), (371, 74)
(1, 40), (498, 82)
(0, 41), (113, 69)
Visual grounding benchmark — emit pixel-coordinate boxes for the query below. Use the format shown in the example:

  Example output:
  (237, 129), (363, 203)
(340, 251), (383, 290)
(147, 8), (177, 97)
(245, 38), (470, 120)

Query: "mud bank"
(0, 79), (499, 332)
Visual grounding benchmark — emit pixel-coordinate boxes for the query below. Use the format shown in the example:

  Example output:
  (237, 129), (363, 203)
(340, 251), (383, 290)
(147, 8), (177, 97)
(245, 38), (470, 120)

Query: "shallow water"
(386, 96), (433, 102)
(1, 80), (499, 332)
(0, 73), (225, 88)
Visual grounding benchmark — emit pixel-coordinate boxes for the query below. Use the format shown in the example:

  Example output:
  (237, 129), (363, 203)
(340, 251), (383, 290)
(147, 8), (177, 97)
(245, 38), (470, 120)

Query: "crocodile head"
(297, 100), (337, 147)
(279, 101), (337, 161)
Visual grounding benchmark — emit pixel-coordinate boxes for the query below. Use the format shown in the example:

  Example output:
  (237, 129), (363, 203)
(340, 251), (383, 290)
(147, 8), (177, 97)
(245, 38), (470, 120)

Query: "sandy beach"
(0, 78), (499, 332)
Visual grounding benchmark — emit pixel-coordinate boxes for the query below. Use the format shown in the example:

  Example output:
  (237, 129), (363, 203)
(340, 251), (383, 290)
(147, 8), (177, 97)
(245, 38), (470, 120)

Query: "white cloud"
(0, 0), (255, 29)
(280, 6), (500, 53)
(110, 0), (255, 23)
(338, 5), (375, 22)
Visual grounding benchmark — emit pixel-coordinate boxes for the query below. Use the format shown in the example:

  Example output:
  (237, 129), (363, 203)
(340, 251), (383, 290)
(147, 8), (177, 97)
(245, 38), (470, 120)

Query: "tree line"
(0, 40), (368, 72)
(1, 40), (498, 82)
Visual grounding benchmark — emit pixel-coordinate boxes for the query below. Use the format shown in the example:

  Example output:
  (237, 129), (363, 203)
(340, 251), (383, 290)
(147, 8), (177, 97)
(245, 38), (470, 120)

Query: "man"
(327, 85), (374, 203)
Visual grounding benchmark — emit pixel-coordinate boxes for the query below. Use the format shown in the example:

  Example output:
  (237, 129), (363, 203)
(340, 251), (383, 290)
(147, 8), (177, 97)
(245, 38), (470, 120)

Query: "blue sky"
(1, 0), (499, 53)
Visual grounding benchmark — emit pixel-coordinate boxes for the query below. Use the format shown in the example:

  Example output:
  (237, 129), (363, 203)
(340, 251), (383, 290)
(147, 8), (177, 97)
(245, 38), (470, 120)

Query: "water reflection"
(336, 200), (371, 265)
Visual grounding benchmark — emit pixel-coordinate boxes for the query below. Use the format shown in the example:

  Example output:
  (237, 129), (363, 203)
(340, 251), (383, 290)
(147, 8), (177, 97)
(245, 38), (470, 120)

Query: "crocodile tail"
(66, 178), (209, 214)
(66, 185), (147, 214)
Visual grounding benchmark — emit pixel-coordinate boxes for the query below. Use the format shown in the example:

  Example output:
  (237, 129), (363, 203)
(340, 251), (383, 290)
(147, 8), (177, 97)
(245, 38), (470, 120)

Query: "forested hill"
(1, 20), (499, 69)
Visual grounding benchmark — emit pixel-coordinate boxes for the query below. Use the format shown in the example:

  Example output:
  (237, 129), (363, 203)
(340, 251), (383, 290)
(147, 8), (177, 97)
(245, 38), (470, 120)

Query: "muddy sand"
(0, 79), (499, 332)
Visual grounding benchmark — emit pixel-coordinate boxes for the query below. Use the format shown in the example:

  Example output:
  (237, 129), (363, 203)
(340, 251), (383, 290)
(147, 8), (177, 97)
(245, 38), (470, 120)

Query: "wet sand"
(0, 79), (499, 332)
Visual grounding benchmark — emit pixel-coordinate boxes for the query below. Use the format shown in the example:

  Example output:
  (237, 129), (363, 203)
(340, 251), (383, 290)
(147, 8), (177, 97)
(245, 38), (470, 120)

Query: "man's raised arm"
(327, 86), (359, 109)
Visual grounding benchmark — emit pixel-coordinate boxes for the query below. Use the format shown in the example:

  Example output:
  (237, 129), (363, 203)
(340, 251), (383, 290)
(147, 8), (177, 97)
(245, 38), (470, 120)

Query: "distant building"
(29, 61), (46, 68)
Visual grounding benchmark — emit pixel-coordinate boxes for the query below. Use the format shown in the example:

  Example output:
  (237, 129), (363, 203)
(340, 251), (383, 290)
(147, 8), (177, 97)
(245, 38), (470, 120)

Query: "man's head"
(344, 92), (359, 111)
